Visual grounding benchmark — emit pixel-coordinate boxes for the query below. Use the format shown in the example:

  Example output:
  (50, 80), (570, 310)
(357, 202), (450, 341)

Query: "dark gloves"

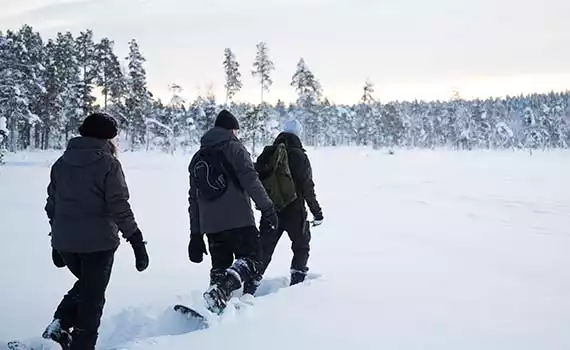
(126, 229), (149, 272)
(52, 248), (66, 268)
(311, 212), (324, 227)
(261, 207), (279, 231)
(188, 234), (208, 263)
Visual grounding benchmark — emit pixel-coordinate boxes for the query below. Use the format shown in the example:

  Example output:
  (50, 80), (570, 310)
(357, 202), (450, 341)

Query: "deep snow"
(1, 147), (569, 350)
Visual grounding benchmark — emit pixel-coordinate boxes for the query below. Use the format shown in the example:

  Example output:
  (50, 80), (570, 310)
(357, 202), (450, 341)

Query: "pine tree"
(355, 80), (378, 146)
(0, 114), (7, 163)
(75, 30), (98, 117)
(16, 25), (44, 150)
(361, 80), (375, 104)
(54, 32), (82, 141)
(0, 28), (40, 151)
(125, 39), (150, 148)
(95, 38), (125, 111)
(252, 42), (274, 104)
(223, 48), (242, 104)
(291, 58), (322, 145)
(41, 39), (65, 149)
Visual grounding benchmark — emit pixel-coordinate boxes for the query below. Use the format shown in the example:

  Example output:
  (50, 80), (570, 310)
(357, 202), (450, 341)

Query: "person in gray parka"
(43, 113), (149, 350)
(187, 110), (278, 314)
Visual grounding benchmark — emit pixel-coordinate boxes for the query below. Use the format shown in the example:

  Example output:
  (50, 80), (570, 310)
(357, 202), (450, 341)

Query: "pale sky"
(1, 0), (570, 104)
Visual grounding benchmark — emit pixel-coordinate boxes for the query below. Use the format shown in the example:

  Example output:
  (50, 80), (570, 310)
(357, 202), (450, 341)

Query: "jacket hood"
(201, 127), (236, 148)
(274, 132), (304, 150)
(61, 137), (115, 167)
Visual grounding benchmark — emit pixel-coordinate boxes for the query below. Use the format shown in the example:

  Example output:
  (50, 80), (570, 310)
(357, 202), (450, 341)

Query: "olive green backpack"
(255, 143), (298, 212)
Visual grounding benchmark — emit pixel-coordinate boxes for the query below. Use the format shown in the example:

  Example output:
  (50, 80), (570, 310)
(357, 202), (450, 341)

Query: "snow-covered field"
(1, 147), (569, 350)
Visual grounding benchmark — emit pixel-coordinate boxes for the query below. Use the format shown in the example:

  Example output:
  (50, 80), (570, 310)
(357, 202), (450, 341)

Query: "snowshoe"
(173, 304), (209, 329)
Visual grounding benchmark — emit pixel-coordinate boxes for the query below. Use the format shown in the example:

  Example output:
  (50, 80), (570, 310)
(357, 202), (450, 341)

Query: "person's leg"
(204, 227), (266, 312)
(203, 231), (242, 313)
(206, 232), (234, 286)
(243, 223), (284, 295)
(53, 252), (81, 329)
(287, 217), (311, 286)
(70, 249), (115, 350)
(232, 226), (265, 295)
(43, 251), (81, 348)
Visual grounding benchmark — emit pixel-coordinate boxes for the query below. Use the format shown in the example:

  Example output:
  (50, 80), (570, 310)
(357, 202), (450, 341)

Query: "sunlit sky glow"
(2, 0), (569, 104)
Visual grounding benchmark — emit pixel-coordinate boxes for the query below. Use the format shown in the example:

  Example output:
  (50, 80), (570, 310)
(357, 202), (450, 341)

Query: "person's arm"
(105, 159), (139, 238)
(289, 150), (322, 219)
(226, 141), (273, 212)
(45, 164), (57, 226)
(188, 162), (201, 234)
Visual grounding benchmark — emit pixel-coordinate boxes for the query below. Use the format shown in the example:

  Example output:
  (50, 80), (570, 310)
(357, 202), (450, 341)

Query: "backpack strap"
(213, 142), (242, 191)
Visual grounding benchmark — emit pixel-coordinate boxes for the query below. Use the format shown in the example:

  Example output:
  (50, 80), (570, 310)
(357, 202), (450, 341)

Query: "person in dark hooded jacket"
(250, 119), (323, 294)
(43, 112), (149, 350)
(187, 110), (277, 314)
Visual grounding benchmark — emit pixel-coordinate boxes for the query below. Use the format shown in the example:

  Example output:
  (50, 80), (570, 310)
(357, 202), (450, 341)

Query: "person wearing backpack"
(43, 113), (149, 350)
(252, 119), (323, 291)
(187, 110), (278, 314)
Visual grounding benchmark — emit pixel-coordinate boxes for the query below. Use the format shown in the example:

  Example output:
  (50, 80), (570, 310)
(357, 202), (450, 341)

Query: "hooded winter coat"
(188, 127), (273, 235)
(272, 132), (322, 219)
(45, 137), (139, 253)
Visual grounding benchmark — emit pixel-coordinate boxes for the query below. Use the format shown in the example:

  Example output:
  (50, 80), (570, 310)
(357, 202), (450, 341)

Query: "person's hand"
(188, 234), (208, 263)
(261, 207), (279, 231)
(311, 213), (323, 227)
(127, 229), (149, 272)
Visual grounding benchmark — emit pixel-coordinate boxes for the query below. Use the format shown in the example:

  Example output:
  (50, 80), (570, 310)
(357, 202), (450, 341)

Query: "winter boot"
(290, 269), (308, 286)
(242, 275), (261, 296)
(209, 269), (226, 286)
(42, 319), (72, 350)
(203, 269), (241, 314)
(69, 328), (97, 350)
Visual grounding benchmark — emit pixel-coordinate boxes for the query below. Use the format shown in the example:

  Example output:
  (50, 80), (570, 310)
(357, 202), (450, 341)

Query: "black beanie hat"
(214, 110), (240, 130)
(78, 113), (118, 140)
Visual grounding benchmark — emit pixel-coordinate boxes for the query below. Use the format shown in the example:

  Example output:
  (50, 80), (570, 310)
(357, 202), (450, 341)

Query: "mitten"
(261, 207), (279, 231)
(127, 229), (149, 272)
(188, 234), (208, 263)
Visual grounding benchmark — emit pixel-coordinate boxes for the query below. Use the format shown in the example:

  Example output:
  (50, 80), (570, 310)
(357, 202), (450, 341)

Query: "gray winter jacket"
(188, 127), (273, 235)
(45, 137), (139, 253)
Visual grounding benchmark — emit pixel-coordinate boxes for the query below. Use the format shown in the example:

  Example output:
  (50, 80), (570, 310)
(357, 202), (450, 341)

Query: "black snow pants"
(206, 226), (262, 290)
(54, 248), (115, 349)
(258, 203), (311, 277)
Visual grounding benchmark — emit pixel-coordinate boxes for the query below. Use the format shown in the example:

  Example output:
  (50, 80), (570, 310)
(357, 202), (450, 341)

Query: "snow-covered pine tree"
(0, 28), (41, 151)
(41, 39), (66, 149)
(380, 103), (405, 149)
(291, 58), (322, 145)
(320, 98), (340, 146)
(16, 25), (44, 150)
(0, 115), (7, 163)
(125, 39), (151, 149)
(95, 38), (125, 111)
(53, 32), (82, 141)
(252, 42), (275, 104)
(355, 80), (378, 146)
(240, 104), (262, 155)
(223, 48), (242, 105)
(163, 83), (188, 151)
(75, 30), (98, 118)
